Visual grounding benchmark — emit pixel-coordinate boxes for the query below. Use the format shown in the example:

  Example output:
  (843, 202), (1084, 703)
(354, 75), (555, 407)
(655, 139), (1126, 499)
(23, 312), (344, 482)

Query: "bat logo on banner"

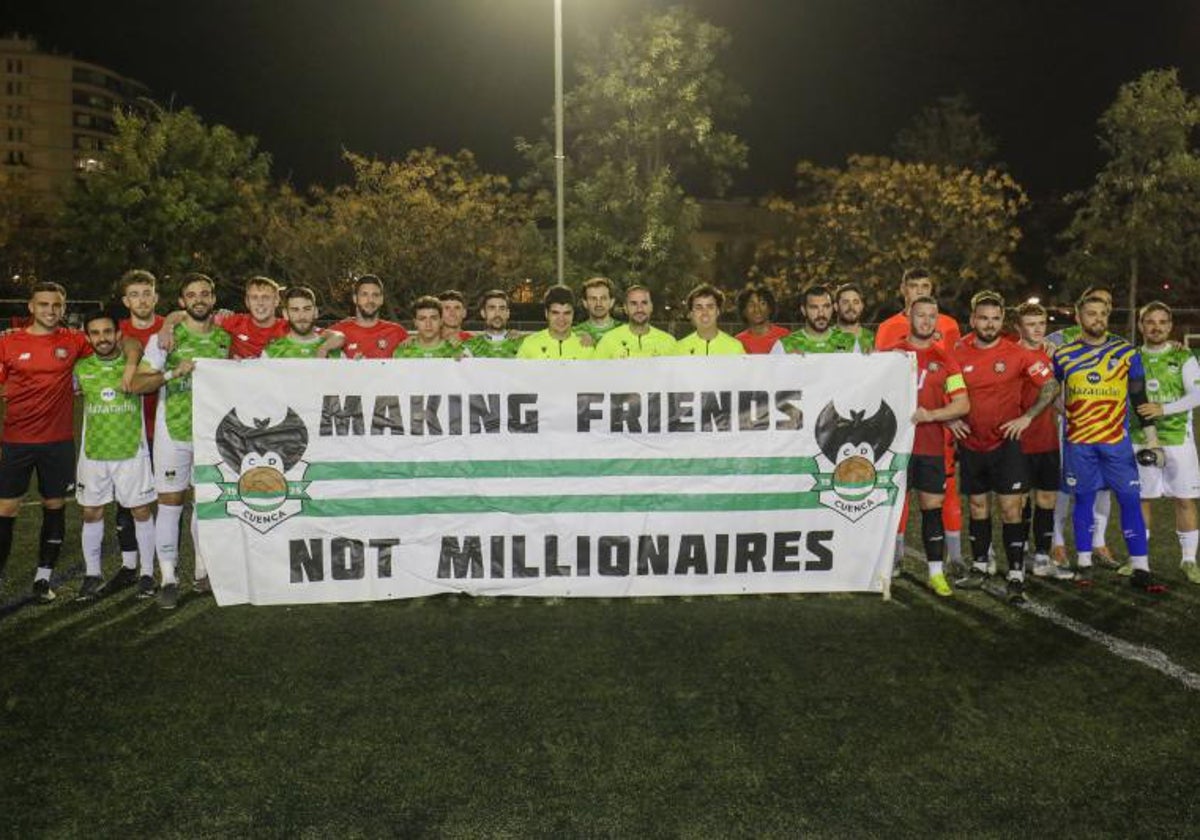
(813, 401), (899, 521)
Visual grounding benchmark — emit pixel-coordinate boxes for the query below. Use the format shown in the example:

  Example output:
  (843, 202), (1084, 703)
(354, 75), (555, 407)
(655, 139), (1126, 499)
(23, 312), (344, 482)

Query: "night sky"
(5, 0), (1199, 199)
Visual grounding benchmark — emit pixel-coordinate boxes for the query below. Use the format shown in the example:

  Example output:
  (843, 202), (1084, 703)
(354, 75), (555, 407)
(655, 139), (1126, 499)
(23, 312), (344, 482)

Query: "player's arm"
(1138, 356), (1200, 420)
(315, 329), (345, 358)
(1000, 379), (1059, 439)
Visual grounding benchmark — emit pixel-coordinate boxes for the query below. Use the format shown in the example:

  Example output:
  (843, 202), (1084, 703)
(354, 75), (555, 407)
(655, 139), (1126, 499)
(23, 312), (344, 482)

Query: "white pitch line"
(900, 544), (1200, 692)
(1018, 599), (1200, 692)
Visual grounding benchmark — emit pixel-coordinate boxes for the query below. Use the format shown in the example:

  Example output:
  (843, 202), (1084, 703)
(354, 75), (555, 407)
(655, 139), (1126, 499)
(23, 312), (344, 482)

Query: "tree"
(518, 5), (747, 305)
(892, 93), (999, 171)
(264, 149), (550, 316)
(58, 106), (275, 298)
(1055, 68), (1200, 337)
(751, 156), (1028, 321)
(0, 174), (60, 295)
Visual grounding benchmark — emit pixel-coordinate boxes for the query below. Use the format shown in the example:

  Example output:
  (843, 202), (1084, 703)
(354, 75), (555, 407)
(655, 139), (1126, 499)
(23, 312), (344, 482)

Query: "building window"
(72, 91), (114, 110)
(5, 80), (26, 96)
(6, 127), (24, 142)
(5, 59), (24, 74)
(6, 104), (26, 119)
(5, 150), (28, 166)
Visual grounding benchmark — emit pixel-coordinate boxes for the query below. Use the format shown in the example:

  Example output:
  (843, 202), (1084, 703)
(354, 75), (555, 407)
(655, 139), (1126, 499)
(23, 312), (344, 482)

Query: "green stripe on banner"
(301, 457), (821, 480)
(196, 488), (900, 520)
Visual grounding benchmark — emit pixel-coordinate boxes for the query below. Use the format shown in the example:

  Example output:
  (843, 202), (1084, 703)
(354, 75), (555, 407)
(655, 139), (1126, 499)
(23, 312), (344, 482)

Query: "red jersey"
(119, 315), (165, 442)
(875, 312), (961, 354)
(0, 327), (92, 444)
(329, 318), (409, 359)
(215, 312), (290, 359)
(735, 325), (790, 355)
(894, 339), (967, 456)
(952, 334), (1053, 453)
(1018, 344), (1058, 455)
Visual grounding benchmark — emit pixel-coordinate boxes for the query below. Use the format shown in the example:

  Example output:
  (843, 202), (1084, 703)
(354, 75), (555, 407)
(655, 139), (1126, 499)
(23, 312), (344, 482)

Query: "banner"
(193, 354), (915, 605)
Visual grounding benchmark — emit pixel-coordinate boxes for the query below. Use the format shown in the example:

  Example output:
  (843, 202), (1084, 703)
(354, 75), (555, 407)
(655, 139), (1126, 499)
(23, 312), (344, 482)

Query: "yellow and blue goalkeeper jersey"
(1053, 336), (1144, 445)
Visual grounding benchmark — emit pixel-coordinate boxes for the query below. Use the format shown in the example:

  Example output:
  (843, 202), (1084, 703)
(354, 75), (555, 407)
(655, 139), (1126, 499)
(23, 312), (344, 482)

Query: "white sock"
(121, 551), (137, 570)
(34, 566), (52, 583)
(1077, 551), (1093, 569)
(1178, 530), (1198, 564)
(1093, 491), (1111, 548)
(928, 561), (944, 577)
(156, 503), (183, 585)
(81, 520), (104, 577)
(1052, 491), (1071, 547)
(135, 517), (156, 577)
(190, 509), (207, 580)
(945, 531), (962, 563)
(1008, 568), (1025, 582)
(1131, 555), (1150, 573)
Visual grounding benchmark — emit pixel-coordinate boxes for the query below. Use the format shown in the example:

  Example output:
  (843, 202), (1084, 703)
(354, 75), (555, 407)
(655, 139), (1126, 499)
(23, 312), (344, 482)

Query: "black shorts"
(1025, 450), (1060, 493)
(0, 440), (76, 500)
(908, 453), (947, 495)
(959, 439), (1029, 496)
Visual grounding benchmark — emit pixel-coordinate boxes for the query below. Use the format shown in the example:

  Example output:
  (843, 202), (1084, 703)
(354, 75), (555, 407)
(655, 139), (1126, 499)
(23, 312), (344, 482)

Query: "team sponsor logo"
(211, 408), (311, 533)
(1087, 371), (1102, 384)
(100, 387), (117, 402)
(993, 360), (1006, 373)
(1147, 378), (1160, 393)
(54, 348), (69, 359)
(813, 400), (899, 522)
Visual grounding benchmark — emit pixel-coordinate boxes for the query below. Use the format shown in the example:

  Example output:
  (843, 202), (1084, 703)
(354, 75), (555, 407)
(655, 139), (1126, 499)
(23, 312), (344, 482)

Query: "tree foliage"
(519, 5), (747, 304)
(751, 156), (1028, 320)
(58, 106), (274, 297)
(0, 174), (59, 296)
(265, 149), (550, 317)
(892, 93), (999, 171)
(1055, 68), (1200, 326)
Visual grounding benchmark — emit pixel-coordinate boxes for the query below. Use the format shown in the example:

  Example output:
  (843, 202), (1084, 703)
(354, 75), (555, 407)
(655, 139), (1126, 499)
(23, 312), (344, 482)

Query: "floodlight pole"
(554, 0), (565, 286)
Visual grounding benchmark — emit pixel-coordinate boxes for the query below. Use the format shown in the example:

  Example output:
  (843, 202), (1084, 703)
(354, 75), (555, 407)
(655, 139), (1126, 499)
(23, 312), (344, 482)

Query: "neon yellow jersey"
(594, 324), (677, 359)
(516, 329), (594, 359)
(673, 331), (745, 356)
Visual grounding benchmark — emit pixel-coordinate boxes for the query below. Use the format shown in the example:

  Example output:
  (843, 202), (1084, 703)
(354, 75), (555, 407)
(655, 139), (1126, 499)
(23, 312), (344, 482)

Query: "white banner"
(193, 354), (915, 605)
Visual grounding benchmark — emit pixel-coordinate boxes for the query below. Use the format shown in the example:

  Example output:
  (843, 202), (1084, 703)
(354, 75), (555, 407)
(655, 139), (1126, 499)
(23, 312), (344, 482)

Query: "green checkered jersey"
(74, 355), (144, 460)
(263, 335), (329, 359)
(1132, 346), (1199, 446)
(463, 332), (524, 358)
(574, 319), (620, 346)
(775, 328), (858, 354)
(144, 326), (232, 442)
(392, 339), (460, 359)
(847, 327), (875, 354)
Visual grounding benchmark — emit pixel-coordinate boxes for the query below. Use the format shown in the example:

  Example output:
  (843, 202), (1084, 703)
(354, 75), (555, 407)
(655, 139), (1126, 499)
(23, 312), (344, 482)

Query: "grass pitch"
(2, 500), (1200, 837)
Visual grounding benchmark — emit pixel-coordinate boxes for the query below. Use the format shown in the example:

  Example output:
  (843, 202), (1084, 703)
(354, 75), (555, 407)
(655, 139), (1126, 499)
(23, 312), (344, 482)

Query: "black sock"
(921, 508), (945, 566)
(1033, 507), (1054, 555)
(0, 515), (14, 576)
(969, 518), (992, 566)
(1003, 521), (1027, 574)
(115, 505), (138, 553)
(38, 507), (66, 570)
(1021, 498), (1032, 544)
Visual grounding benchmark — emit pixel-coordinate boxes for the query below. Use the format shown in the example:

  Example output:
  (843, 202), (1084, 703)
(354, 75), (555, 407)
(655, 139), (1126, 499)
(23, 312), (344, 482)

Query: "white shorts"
(1138, 442), (1200, 499)
(153, 433), (194, 494)
(76, 451), (157, 508)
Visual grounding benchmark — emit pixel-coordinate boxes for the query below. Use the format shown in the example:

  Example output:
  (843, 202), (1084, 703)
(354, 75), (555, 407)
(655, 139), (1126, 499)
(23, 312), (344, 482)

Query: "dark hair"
(119, 269), (156, 294)
(412, 295), (443, 316)
(1138, 300), (1172, 322)
(478, 289), (509, 309)
(30, 281), (67, 299)
(437, 289), (466, 305)
(802, 284), (833, 307)
(177, 273), (214, 298)
(970, 290), (1004, 311)
(353, 274), (384, 295)
(834, 282), (863, 304)
(901, 266), (933, 286)
(82, 309), (118, 332)
(283, 286), (317, 305)
(543, 285), (575, 310)
(735, 284), (775, 319)
(686, 283), (724, 310)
